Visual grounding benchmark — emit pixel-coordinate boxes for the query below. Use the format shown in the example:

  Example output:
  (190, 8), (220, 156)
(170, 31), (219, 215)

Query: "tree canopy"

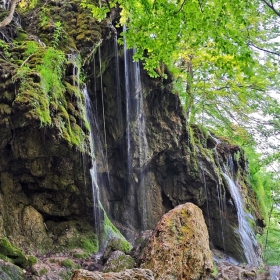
(80, 0), (280, 263)
(81, 0), (280, 157)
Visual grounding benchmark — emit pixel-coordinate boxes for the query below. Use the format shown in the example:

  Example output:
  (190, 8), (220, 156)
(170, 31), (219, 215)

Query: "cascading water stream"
(98, 45), (108, 159)
(216, 180), (226, 252)
(67, 53), (79, 88)
(211, 135), (226, 252)
(223, 168), (260, 266)
(123, 26), (149, 229)
(202, 168), (210, 226)
(83, 87), (103, 235)
(83, 86), (129, 247)
(114, 33), (123, 133)
(1, 0), (9, 10)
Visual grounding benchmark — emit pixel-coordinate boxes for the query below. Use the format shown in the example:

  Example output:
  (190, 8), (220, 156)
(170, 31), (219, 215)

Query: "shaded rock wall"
(0, 0), (109, 251)
(89, 27), (264, 263)
(0, 0), (264, 266)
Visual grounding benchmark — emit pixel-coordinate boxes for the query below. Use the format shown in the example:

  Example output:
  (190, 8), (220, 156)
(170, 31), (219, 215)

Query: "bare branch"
(0, 0), (20, 29)
(260, 0), (280, 17)
(175, 0), (187, 14)
(249, 42), (280, 57)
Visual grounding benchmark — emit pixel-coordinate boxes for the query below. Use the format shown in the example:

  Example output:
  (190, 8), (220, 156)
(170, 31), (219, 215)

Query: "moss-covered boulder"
(103, 237), (132, 260)
(0, 259), (25, 280)
(103, 251), (136, 273)
(0, 237), (35, 268)
(141, 203), (213, 280)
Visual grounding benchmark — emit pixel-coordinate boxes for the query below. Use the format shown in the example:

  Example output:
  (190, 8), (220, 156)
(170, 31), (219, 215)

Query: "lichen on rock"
(140, 202), (213, 280)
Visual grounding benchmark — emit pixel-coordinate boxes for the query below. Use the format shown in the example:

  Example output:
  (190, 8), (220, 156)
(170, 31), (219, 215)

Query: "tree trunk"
(0, 0), (19, 29)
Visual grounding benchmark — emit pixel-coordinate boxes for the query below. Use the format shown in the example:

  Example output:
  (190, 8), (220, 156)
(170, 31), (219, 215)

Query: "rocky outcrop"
(0, 259), (25, 280)
(140, 203), (213, 280)
(71, 268), (154, 280)
(0, 0), (110, 252)
(0, 0), (264, 272)
(93, 29), (264, 263)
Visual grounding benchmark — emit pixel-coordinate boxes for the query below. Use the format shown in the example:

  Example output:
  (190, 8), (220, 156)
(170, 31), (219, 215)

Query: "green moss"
(0, 261), (25, 279)
(102, 212), (132, 253)
(67, 233), (99, 258)
(39, 268), (48, 276)
(60, 259), (74, 268)
(28, 255), (37, 266)
(103, 254), (135, 273)
(0, 237), (36, 268)
(80, 236), (98, 253)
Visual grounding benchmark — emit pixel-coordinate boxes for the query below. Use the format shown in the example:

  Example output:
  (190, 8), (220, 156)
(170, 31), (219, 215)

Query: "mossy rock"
(0, 259), (25, 280)
(103, 251), (136, 273)
(0, 238), (32, 268)
(45, 220), (99, 256)
(103, 237), (132, 260)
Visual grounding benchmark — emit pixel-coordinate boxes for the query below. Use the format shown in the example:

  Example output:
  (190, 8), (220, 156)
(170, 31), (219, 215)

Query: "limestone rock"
(141, 202), (213, 280)
(0, 259), (25, 280)
(22, 205), (49, 247)
(103, 250), (135, 273)
(71, 268), (154, 280)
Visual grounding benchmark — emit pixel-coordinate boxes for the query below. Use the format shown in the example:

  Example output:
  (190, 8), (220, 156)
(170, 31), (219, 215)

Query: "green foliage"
(52, 21), (63, 48)
(11, 41), (88, 151)
(24, 40), (39, 56)
(18, 0), (38, 10)
(81, 0), (266, 76)
(0, 39), (11, 58)
(60, 259), (74, 268)
(39, 7), (50, 27)
(81, 0), (108, 20)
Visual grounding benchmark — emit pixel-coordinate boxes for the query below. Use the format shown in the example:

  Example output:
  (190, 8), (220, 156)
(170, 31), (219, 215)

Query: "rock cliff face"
(91, 30), (264, 263)
(0, 0), (106, 251)
(0, 0), (263, 267)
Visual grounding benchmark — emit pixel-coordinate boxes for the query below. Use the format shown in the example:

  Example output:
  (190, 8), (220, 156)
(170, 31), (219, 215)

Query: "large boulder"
(71, 268), (154, 280)
(140, 203), (213, 280)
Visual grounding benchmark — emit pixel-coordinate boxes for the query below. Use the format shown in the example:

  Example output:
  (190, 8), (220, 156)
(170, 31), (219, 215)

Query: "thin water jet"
(83, 87), (103, 236)
(123, 26), (149, 230)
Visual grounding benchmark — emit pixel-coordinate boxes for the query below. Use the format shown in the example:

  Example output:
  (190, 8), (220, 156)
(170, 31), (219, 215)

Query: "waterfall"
(123, 26), (149, 229)
(83, 87), (103, 235)
(1, 0), (9, 10)
(114, 34), (123, 133)
(67, 53), (79, 87)
(223, 171), (260, 266)
(211, 135), (226, 251)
